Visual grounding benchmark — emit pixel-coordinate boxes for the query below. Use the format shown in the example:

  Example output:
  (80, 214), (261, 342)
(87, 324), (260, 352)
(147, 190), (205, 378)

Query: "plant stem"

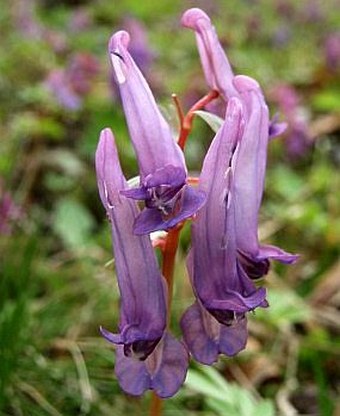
(150, 393), (163, 416)
(150, 90), (212, 416)
(149, 226), (181, 416)
(178, 89), (219, 150)
(162, 227), (181, 312)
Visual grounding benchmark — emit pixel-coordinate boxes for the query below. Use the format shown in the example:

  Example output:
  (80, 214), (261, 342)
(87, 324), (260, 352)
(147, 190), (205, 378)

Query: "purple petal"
(181, 8), (237, 98)
(181, 301), (248, 365)
(115, 345), (151, 396)
(133, 208), (163, 235)
(133, 185), (206, 235)
(181, 302), (219, 364)
(149, 333), (189, 398)
(120, 186), (149, 200)
(188, 98), (268, 325)
(232, 75), (270, 256)
(219, 317), (248, 356)
(269, 115), (287, 139)
(144, 165), (186, 188)
(114, 333), (188, 398)
(207, 286), (267, 314)
(100, 326), (123, 344)
(108, 31), (185, 180)
(258, 244), (299, 264)
(238, 250), (270, 280)
(95, 129), (167, 355)
(95, 128), (126, 210)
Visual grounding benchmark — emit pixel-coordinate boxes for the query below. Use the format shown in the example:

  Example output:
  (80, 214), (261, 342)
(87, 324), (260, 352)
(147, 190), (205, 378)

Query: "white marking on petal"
(103, 181), (115, 209)
(110, 52), (126, 84)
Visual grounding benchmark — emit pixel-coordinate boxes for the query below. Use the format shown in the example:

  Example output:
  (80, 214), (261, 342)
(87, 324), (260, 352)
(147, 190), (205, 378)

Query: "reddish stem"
(149, 226), (181, 416)
(150, 91), (217, 416)
(178, 89), (219, 150)
(150, 393), (163, 416)
(172, 93), (184, 126)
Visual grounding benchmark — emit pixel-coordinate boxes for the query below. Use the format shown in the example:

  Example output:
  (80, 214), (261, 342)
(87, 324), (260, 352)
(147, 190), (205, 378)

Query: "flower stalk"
(178, 89), (219, 149)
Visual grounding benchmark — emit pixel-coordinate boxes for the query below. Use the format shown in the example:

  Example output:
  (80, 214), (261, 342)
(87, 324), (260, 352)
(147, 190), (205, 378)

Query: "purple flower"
(121, 16), (155, 75)
(181, 98), (267, 364)
(109, 31), (205, 235)
(96, 129), (188, 397)
(0, 180), (22, 235)
(45, 53), (99, 111)
(181, 8), (285, 139)
(233, 76), (298, 273)
(271, 84), (312, 158)
(46, 69), (82, 110)
(181, 8), (237, 99)
(324, 32), (340, 71)
(13, 0), (43, 40)
(181, 78), (298, 363)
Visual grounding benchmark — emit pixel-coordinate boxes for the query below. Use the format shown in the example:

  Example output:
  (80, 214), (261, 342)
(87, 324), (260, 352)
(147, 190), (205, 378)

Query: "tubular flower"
(232, 76), (299, 277)
(181, 8), (237, 98)
(109, 31), (206, 235)
(181, 7), (286, 139)
(181, 98), (267, 365)
(96, 129), (188, 397)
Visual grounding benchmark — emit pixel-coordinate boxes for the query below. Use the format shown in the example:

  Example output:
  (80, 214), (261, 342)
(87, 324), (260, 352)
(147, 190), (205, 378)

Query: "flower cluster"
(95, 8), (298, 398)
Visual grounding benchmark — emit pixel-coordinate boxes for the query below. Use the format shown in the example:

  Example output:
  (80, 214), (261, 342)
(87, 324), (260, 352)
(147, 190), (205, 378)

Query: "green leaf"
(185, 365), (275, 416)
(252, 400), (276, 416)
(312, 89), (340, 112)
(255, 288), (310, 326)
(45, 149), (85, 177)
(194, 110), (224, 133)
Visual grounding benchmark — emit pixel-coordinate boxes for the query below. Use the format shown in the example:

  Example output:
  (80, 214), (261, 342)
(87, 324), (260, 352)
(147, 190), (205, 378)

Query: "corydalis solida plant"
(95, 8), (298, 403)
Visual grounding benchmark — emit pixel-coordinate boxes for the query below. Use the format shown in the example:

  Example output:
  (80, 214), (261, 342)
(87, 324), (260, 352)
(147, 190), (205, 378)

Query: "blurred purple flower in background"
(300, 0), (324, 24)
(45, 53), (99, 110)
(109, 31), (205, 235)
(324, 32), (340, 71)
(0, 180), (22, 235)
(121, 16), (155, 75)
(69, 8), (93, 33)
(12, 0), (43, 39)
(96, 129), (188, 397)
(271, 84), (312, 158)
(272, 25), (291, 48)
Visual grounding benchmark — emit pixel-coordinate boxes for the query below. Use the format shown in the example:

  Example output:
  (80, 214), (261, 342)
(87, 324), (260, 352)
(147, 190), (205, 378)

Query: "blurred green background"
(0, 0), (339, 415)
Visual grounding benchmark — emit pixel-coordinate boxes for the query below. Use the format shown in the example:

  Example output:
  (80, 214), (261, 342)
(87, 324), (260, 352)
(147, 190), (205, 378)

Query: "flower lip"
(124, 338), (162, 361)
(121, 165), (187, 212)
(237, 250), (270, 280)
(206, 308), (243, 326)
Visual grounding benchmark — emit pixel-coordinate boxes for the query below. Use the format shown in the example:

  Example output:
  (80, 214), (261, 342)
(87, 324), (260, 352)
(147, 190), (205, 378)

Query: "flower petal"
(96, 129), (167, 356)
(133, 185), (206, 235)
(181, 8), (237, 98)
(114, 333), (189, 398)
(181, 302), (219, 365)
(258, 244), (299, 264)
(109, 31), (185, 179)
(150, 333), (189, 398)
(181, 301), (248, 365)
(115, 346), (151, 396)
(232, 75), (270, 256)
